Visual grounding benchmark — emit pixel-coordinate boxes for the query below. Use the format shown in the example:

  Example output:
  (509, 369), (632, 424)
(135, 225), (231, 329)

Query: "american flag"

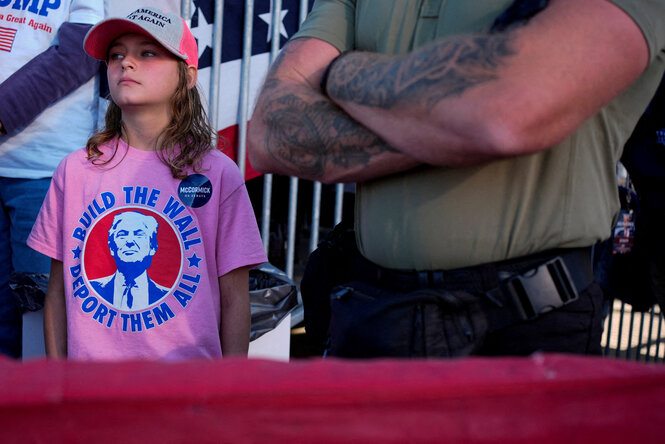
(0, 27), (17, 52)
(190, 0), (313, 180)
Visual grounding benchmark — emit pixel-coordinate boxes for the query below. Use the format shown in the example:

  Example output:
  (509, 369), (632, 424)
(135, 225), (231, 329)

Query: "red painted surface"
(1, 354), (664, 443)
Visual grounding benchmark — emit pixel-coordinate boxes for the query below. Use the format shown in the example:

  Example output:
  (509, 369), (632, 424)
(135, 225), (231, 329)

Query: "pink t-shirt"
(28, 139), (267, 360)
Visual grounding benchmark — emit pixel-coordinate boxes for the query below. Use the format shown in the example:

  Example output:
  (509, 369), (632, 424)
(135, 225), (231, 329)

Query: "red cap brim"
(85, 20), (152, 61)
(83, 18), (192, 65)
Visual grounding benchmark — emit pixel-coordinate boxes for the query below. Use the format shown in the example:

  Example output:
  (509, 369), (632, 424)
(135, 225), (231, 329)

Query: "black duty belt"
(352, 247), (594, 332)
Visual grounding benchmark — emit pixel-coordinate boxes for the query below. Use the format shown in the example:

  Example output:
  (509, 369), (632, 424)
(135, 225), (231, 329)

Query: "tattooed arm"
(250, 0), (649, 179)
(324, 0), (649, 166)
(248, 38), (421, 183)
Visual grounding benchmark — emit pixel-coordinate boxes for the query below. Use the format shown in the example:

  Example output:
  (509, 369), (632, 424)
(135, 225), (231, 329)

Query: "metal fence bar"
(255, 1), (273, 252)
(334, 183), (344, 225)
(207, 1), (225, 149)
(656, 312), (665, 362)
(645, 306), (656, 363)
(310, 182), (322, 252)
(602, 300), (665, 362)
(261, 177), (274, 253)
(237, 0), (255, 178)
(615, 302), (626, 358)
(626, 307), (636, 360)
(286, 177), (299, 278)
(603, 302), (614, 357)
(637, 311), (646, 361)
(181, 0), (190, 23)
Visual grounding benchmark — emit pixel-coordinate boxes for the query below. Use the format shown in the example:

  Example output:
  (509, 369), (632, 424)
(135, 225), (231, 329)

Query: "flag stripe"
(218, 124), (262, 181)
(0, 27), (17, 52)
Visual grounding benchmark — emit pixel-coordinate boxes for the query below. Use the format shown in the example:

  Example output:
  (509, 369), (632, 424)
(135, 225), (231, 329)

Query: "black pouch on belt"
(328, 280), (489, 358)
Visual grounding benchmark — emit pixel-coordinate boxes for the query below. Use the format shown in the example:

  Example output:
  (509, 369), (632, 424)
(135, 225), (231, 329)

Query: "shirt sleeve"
(27, 159), (66, 261)
(69, 0), (104, 25)
(609, 0), (665, 62)
(293, 0), (356, 52)
(216, 182), (268, 277)
(0, 22), (101, 134)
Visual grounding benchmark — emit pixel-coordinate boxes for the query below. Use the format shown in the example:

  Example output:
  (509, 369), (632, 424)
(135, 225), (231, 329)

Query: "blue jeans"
(0, 178), (52, 358)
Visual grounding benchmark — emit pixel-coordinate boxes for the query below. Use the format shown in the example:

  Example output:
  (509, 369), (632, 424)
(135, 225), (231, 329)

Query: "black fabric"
(300, 220), (358, 355)
(303, 220), (597, 359)
(329, 281), (487, 358)
(325, 246), (594, 358)
(328, 279), (603, 359)
(621, 83), (665, 313)
(600, 72), (665, 312)
(594, 187), (656, 312)
(352, 246), (593, 297)
(9, 272), (48, 313)
(491, 0), (549, 32)
(476, 282), (604, 356)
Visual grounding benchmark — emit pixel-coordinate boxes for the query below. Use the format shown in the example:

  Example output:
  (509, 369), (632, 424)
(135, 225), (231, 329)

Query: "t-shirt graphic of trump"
(89, 211), (170, 311)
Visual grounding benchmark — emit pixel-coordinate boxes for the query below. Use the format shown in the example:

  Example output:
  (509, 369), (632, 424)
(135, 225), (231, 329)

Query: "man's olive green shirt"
(295, 0), (665, 270)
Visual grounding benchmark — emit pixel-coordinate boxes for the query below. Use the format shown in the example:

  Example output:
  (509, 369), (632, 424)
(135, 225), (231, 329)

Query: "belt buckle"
(502, 257), (580, 320)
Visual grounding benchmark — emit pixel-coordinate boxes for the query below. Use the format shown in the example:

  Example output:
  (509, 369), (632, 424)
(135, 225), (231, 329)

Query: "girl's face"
(106, 33), (181, 112)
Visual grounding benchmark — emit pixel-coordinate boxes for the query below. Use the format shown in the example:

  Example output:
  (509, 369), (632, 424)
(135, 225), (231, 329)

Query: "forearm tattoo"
(328, 34), (517, 109)
(257, 33), (515, 178)
(258, 54), (398, 179)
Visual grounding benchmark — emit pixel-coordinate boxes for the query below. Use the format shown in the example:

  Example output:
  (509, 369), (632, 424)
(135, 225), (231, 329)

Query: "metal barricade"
(602, 300), (665, 363)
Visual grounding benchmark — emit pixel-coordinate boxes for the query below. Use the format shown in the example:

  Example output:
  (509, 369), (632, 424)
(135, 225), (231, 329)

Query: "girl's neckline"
(116, 137), (160, 159)
(119, 135), (161, 152)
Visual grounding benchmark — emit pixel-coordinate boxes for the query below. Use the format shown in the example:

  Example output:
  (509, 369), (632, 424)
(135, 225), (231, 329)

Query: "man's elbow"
(247, 151), (272, 176)
(476, 110), (558, 159)
(247, 125), (274, 175)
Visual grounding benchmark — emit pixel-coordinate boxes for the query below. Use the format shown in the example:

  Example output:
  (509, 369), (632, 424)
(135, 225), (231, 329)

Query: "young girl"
(27, 7), (268, 360)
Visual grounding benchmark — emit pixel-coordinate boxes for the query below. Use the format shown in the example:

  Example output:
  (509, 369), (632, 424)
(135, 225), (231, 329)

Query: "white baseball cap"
(84, 6), (198, 68)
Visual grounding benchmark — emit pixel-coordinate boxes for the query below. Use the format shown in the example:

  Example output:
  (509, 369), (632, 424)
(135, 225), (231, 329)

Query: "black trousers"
(327, 278), (604, 358)
(301, 222), (604, 358)
(475, 281), (604, 356)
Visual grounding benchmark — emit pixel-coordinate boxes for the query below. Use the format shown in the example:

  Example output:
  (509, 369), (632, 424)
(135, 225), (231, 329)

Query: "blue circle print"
(178, 174), (213, 208)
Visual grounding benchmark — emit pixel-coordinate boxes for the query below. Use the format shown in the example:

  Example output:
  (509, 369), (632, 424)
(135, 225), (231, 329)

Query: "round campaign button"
(178, 174), (213, 208)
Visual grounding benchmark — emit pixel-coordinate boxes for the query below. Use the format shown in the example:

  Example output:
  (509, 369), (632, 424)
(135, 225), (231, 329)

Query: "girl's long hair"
(86, 61), (214, 179)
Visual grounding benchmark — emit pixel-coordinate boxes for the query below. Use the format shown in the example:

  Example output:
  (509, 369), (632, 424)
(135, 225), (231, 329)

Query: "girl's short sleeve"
(215, 180), (267, 277)
(27, 159), (66, 261)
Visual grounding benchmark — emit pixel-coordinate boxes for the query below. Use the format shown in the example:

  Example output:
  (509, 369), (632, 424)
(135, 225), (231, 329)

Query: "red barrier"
(1, 354), (664, 443)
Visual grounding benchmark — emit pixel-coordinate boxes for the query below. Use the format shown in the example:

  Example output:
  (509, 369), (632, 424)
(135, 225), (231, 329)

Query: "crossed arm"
(248, 0), (649, 183)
